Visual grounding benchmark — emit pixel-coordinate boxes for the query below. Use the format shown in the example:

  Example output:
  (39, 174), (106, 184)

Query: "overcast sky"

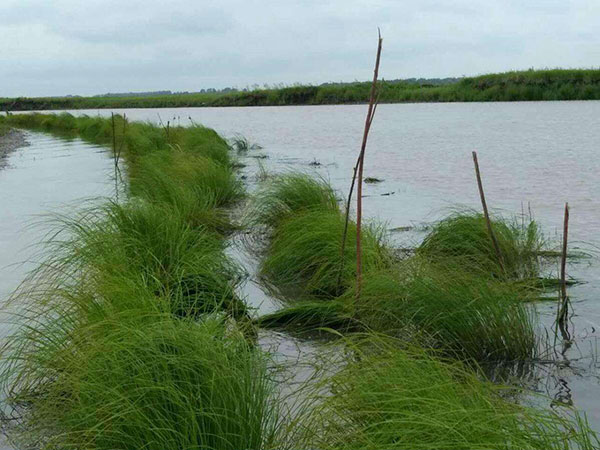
(1, 0), (599, 97)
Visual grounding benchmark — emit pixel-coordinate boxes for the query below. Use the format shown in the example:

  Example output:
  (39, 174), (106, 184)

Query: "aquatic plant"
(307, 334), (599, 450)
(418, 211), (546, 280)
(230, 135), (262, 153)
(41, 200), (248, 320)
(260, 209), (392, 299)
(250, 172), (339, 228)
(347, 261), (538, 362)
(129, 149), (243, 231)
(1, 305), (282, 450)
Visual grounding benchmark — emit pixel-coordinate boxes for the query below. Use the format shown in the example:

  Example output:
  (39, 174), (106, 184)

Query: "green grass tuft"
(418, 211), (546, 280)
(307, 335), (599, 450)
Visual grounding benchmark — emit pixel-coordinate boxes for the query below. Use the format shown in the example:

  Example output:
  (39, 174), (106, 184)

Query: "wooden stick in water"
(558, 202), (570, 339)
(472, 151), (505, 275)
(338, 30), (382, 297)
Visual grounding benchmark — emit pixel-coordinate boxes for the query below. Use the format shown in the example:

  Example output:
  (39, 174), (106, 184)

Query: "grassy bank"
(0, 113), (290, 449)
(2, 69), (600, 111)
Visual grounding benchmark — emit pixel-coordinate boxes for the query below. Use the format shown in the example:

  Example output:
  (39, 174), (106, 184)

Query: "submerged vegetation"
(2, 69), (600, 111)
(0, 113), (597, 448)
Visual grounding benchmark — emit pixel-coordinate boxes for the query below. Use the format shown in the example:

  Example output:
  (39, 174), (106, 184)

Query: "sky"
(1, 0), (599, 97)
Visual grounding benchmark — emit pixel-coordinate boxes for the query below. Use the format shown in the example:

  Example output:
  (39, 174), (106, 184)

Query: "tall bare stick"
(557, 202), (570, 339)
(336, 30), (382, 297)
(472, 151), (505, 275)
(111, 113), (119, 201)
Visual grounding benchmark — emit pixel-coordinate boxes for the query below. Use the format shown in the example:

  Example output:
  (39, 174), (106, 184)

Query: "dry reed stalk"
(557, 202), (570, 340)
(338, 30), (383, 297)
(472, 151), (505, 274)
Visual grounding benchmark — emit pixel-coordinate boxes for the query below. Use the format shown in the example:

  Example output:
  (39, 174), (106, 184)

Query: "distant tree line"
(2, 69), (600, 111)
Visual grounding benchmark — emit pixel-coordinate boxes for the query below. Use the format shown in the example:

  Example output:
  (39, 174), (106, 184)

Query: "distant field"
(2, 69), (600, 111)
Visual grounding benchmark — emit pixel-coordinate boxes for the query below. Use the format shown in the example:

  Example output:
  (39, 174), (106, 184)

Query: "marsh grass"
(39, 200), (248, 320)
(0, 113), (294, 448)
(252, 175), (538, 363)
(1, 306), (283, 450)
(250, 173), (339, 228)
(129, 149), (242, 232)
(306, 334), (599, 450)
(347, 260), (538, 362)
(260, 210), (393, 299)
(418, 211), (547, 280)
(231, 135), (262, 153)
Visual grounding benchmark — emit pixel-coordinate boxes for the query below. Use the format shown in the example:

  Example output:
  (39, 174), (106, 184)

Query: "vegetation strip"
(0, 113), (289, 449)
(0, 114), (597, 449)
(2, 69), (600, 111)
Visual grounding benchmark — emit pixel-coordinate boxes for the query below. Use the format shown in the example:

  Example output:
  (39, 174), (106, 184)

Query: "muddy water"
(19, 102), (600, 431)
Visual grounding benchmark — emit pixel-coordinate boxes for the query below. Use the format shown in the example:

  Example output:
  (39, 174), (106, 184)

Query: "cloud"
(0, 0), (599, 97)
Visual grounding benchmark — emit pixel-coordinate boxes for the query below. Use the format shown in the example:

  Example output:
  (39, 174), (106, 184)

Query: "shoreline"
(0, 128), (29, 169)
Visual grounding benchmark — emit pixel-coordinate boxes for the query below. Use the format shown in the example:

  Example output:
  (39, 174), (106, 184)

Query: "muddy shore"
(0, 128), (28, 169)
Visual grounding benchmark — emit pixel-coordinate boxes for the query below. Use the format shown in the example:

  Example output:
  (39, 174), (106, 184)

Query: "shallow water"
(0, 131), (116, 448)
(13, 101), (600, 432)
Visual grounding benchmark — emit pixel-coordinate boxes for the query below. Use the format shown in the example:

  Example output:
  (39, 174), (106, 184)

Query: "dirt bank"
(0, 128), (29, 169)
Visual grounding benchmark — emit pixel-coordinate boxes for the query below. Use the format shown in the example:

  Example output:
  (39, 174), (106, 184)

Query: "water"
(0, 131), (116, 448)
(9, 101), (600, 432)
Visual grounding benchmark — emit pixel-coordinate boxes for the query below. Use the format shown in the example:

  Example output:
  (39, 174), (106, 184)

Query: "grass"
(252, 174), (539, 364)
(129, 149), (242, 232)
(231, 135), (262, 153)
(0, 113), (281, 448)
(346, 261), (538, 362)
(250, 173), (392, 299)
(1, 303), (283, 450)
(250, 173), (340, 228)
(260, 209), (392, 299)
(44, 200), (249, 320)
(3, 69), (600, 111)
(418, 211), (547, 280)
(306, 334), (599, 450)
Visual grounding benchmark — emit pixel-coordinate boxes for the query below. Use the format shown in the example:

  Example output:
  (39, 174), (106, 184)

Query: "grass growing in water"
(250, 173), (339, 228)
(418, 211), (546, 280)
(46, 200), (249, 320)
(260, 209), (392, 298)
(346, 261), (538, 362)
(1, 305), (282, 450)
(0, 113), (280, 448)
(307, 335), (598, 450)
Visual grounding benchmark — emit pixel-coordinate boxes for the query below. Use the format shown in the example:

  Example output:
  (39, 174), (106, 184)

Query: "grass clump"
(418, 211), (546, 280)
(1, 306), (282, 450)
(46, 200), (248, 320)
(129, 149), (242, 231)
(231, 135), (262, 153)
(346, 261), (537, 362)
(307, 335), (598, 450)
(260, 209), (392, 299)
(251, 173), (339, 228)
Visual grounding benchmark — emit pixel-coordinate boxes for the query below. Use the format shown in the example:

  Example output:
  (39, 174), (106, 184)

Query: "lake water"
(4, 101), (600, 435)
